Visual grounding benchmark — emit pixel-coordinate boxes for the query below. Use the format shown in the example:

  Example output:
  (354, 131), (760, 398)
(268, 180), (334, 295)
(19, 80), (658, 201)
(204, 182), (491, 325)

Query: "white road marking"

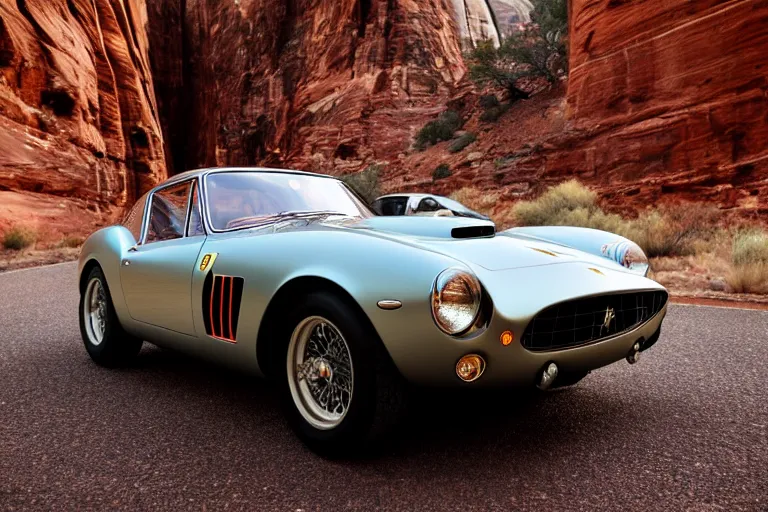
(0, 260), (76, 277)
(670, 302), (768, 313)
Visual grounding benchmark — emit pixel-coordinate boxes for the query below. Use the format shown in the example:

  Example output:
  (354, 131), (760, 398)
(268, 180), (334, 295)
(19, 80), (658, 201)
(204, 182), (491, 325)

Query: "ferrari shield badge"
(199, 253), (218, 272)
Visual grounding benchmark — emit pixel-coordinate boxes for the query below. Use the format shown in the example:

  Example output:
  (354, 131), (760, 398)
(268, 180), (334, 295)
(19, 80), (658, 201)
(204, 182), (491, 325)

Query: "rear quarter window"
(121, 192), (149, 242)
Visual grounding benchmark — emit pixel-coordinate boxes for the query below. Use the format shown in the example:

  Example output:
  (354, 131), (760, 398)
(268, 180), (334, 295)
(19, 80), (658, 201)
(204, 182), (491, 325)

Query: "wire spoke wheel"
(83, 277), (107, 346)
(287, 316), (354, 430)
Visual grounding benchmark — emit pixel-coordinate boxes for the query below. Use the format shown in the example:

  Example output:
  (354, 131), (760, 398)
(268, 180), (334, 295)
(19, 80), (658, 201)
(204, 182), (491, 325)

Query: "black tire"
(274, 291), (406, 457)
(79, 266), (143, 367)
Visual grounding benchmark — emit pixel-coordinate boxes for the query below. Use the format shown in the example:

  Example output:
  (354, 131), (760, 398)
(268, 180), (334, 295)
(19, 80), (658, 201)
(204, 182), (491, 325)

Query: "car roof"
(160, 167), (338, 188)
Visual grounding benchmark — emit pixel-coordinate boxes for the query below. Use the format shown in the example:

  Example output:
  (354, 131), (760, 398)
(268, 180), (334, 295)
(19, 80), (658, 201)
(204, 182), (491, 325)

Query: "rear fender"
(78, 226), (136, 326)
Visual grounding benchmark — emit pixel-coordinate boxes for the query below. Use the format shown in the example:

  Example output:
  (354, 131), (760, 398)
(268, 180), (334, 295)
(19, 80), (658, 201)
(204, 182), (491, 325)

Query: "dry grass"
(512, 180), (598, 226)
(509, 181), (720, 258)
(449, 187), (499, 218)
(2, 226), (36, 251)
(725, 229), (768, 293)
(58, 236), (84, 249)
(626, 204), (720, 258)
(731, 229), (768, 266)
(726, 263), (768, 294)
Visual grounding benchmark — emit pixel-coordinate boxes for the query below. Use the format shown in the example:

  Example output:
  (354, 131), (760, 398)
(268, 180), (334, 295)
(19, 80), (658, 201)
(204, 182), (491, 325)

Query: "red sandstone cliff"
(1, 0), (767, 241)
(147, 0), (467, 177)
(0, 0), (165, 237)
(393, 0), (768, 219)
(559, 0), (768, 213)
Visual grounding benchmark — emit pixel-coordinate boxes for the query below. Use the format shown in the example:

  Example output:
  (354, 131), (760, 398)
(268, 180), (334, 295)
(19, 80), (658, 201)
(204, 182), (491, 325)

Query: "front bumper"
(376, 261), (668, 388)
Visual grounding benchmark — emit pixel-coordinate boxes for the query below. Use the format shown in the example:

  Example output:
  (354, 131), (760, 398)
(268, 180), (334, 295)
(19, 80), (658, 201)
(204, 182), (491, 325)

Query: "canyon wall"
(1, 0), (767, 241)
(147, 0), (467, 178)
(554, 0), (768, 213)
(0, 0), (166, 236)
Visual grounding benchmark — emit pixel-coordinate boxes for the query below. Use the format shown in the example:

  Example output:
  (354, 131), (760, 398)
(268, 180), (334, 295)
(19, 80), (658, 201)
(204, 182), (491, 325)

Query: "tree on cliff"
(466, 0), (568, 99)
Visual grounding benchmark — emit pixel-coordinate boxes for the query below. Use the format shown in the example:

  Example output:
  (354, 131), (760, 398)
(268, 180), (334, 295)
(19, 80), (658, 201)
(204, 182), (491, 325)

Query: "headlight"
(601, 240), (650, 276)
(431, 268), (481, 335)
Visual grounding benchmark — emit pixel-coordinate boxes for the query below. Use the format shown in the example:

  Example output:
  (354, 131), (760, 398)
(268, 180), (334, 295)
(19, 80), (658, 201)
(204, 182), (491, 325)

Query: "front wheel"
(79, 266), (143, 367)
(276, 292), (405, 456)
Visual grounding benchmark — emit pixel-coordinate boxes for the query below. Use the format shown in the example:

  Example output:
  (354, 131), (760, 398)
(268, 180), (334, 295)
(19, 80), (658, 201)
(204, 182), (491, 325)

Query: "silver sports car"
(78, 167), (667, 453)
(371, 193), (491, 220)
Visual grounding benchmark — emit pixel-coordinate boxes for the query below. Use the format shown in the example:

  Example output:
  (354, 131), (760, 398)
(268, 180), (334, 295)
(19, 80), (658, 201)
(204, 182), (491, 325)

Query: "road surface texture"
(1, 263), (766, 511)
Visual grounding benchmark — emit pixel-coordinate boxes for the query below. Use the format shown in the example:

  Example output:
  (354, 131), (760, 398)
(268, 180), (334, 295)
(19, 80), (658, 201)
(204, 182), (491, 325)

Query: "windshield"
(437, 196), (477, 215)
(204, 171), (373, 231)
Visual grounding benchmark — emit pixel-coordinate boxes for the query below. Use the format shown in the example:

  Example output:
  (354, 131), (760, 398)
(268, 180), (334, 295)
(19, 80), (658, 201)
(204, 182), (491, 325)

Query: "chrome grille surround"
(521, 291), (668, 352)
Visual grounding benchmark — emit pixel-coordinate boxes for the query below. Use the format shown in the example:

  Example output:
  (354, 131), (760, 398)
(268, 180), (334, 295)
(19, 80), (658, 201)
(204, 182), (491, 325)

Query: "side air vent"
(451, 225), (495, 239)
(202, 274), (245, 343)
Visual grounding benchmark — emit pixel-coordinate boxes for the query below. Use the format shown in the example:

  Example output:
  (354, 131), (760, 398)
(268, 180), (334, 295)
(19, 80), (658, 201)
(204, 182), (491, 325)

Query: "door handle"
(122, 259), (131, 266)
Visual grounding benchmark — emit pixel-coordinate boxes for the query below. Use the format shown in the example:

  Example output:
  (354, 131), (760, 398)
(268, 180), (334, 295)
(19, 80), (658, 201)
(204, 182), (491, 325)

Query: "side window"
(122, 192), (149, 242)
(416, 197), (440, 213)
(378, 198), (407, 216)
(145, 181), (192, 244)
(187, 181), (206, 237)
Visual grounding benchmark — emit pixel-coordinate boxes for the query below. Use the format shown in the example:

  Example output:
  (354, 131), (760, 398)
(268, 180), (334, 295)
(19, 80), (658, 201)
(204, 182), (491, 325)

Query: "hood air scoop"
(451, 225), (495, 239)
(350, 216), (496, 239)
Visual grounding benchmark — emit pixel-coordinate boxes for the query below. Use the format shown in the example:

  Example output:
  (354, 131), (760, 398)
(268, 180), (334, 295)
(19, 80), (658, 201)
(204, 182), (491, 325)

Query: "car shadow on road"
(125, 344), (645, 463)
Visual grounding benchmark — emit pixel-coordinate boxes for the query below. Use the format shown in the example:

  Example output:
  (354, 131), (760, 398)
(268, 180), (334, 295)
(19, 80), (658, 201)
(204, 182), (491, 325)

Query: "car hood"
(341, 216), (625, 272)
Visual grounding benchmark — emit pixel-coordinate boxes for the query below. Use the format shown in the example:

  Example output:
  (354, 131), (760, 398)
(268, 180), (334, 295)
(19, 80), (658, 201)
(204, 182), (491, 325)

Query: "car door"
(119, 179), (206, 336)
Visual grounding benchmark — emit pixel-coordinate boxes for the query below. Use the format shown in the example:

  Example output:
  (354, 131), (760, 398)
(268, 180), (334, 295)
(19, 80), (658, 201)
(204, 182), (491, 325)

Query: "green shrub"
(466, 0), (568, 97)
(432, 164), (452, 181)
(340, 164), (381, 204)
(732, 229), (768, 266)
(479, 104), (510, 123)
(2, 226), (36, 251)
(513, 180), (599, 226)
(414, 110), (463, 150)
(448, 132), (477, 153)
(478, 94), (500, 109)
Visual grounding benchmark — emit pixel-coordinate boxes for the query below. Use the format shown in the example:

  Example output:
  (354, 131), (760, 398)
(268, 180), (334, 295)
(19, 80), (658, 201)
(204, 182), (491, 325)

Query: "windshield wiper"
(275, 210), (349, 219)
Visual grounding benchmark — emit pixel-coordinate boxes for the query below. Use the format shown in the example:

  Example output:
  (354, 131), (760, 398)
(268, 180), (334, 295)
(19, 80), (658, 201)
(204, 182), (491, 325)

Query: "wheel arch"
(256, 275), (387, 379)
(79, 258), (102, 294)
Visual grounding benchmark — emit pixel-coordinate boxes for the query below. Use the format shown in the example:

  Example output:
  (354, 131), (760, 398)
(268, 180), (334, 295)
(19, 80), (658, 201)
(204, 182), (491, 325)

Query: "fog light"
(500, 331), (514, 346)
(537, 362), (559, 390)
(456, 354), (486, 382)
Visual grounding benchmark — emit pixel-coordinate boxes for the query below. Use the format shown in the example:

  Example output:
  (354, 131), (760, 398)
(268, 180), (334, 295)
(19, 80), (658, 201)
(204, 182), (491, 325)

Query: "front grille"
(521, 291), (668, 351)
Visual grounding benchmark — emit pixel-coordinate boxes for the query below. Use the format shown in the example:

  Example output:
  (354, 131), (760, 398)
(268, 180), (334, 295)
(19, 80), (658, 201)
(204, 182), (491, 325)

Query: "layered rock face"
(0, 0), (166, 236)
(148, 0), (466, 177)
(556, 0), (768, 213)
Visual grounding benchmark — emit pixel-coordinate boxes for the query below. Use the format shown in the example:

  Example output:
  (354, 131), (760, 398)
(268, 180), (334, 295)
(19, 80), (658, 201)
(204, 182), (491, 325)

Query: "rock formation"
(395, 0), (768, 218)
(558, 0), (768, 214)
(147, 0), (467, 178)
(0, 0), (166, 237)
(1, 0), (767, 241)
(451, 0), (533, 47)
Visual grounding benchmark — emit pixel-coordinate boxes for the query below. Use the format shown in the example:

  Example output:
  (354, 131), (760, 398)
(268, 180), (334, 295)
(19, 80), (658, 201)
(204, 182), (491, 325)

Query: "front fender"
(501, 226), (648, 275)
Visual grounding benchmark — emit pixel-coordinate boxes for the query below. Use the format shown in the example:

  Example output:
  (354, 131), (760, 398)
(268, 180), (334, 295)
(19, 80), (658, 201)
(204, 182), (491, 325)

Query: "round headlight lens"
(431, 268), (482, 335)
(601, 240), (650, 276)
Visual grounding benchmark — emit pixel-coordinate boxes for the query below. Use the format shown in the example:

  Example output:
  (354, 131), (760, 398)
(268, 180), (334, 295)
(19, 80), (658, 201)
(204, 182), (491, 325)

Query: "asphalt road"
(1, 263), (766, 511)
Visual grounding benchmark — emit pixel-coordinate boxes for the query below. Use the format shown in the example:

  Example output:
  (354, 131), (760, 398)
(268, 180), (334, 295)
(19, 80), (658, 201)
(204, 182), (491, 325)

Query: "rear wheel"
(276, 291), (405, 456)
(79, 266), (142, 367)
